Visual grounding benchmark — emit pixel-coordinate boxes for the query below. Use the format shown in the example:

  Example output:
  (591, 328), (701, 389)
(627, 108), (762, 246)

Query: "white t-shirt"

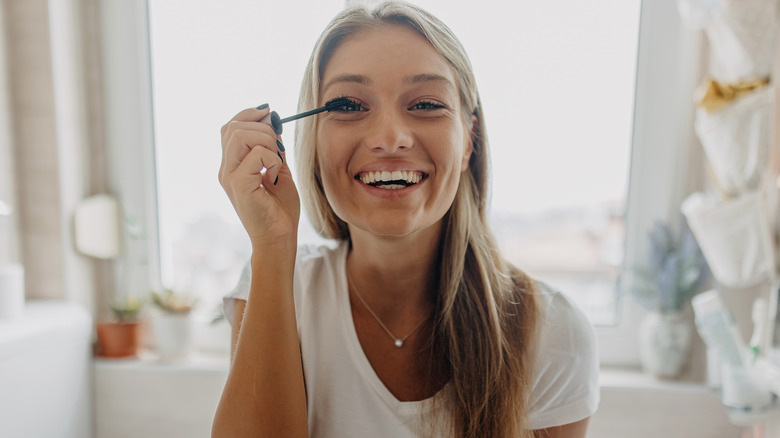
(224, 242), (599, 436)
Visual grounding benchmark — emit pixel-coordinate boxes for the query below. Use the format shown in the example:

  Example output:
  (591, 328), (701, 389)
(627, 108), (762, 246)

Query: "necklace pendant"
(394, 339), (404, 348)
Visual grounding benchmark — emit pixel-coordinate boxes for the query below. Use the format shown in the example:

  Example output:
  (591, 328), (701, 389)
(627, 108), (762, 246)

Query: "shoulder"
(293, 241), (346, 284)
(533, 281), (597, 357)
(222, 241), (347, 324)
(528, 281), (600, 429)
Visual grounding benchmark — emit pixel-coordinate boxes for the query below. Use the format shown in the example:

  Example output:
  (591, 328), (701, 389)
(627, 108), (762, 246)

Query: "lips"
(356, 170), (426, 189)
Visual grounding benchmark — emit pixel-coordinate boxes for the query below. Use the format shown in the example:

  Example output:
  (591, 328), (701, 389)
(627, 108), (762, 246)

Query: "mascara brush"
(259, 97), (353, 135)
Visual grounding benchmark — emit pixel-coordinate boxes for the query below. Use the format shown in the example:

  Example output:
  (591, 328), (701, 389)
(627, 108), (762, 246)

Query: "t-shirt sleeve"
(221, 244), (321, 328)
(223, 260), (252, 327)
(528, 288), (600, 430)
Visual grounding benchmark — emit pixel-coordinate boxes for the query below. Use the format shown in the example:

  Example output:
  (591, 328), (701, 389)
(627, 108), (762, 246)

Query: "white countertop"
(0, 300), (91, 361)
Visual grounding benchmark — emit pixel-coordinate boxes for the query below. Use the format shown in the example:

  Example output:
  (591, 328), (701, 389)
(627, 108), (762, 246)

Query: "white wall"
(0, 0), (108, 316)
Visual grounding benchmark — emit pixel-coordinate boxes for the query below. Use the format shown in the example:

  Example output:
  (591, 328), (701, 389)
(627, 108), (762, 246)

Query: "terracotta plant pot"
(95, 320), (144, 358)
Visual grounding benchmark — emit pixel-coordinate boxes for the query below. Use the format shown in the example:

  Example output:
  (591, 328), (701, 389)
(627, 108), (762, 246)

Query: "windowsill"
(94, 351), (716, 394)
(93, 349), (230, 374)
(598, 365), (713, 393)
(93, 352), (763, 437)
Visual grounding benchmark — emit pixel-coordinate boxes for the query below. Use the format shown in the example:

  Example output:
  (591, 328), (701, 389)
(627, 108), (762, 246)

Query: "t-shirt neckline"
(334, 242), (441, 415)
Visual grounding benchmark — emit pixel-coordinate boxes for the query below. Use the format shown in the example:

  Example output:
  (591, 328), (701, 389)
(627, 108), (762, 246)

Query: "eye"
(326, 97), (365, 112)
(409, 100), (445, 111)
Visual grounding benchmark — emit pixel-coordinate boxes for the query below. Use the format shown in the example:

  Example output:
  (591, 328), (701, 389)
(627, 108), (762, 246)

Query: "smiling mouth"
(357, 170), (426, 190)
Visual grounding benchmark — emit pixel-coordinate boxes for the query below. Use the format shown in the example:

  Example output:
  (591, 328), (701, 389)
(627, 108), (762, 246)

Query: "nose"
(363, 108), (413, 154)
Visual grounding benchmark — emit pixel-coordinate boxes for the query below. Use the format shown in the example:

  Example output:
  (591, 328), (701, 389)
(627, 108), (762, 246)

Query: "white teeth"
(359, 170), (423, 186)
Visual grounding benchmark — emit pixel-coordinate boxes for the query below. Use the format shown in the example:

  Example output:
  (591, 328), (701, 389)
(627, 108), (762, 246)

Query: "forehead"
(320, 24), (457, 92)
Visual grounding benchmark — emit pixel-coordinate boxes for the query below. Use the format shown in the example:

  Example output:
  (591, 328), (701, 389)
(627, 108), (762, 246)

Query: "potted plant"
(627, 220), (710, 378)
(150, 288), (197, 359)
(95, 296), (145, 358)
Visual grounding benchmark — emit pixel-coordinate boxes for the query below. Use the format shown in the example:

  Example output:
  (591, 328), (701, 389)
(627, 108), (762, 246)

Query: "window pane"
(411, 0), (640, 325)
(148, 0), (641, 326)
(147, 0), (342, 318)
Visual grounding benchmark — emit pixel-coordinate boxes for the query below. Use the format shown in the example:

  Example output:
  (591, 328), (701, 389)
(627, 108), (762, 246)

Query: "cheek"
(314, 136), (350, 192)
(437, 130), (472, 175)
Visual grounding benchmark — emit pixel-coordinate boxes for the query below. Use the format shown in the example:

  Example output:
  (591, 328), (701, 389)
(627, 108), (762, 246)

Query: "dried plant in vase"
(628, 220), (710, 378)
(629, 221), (710, 314)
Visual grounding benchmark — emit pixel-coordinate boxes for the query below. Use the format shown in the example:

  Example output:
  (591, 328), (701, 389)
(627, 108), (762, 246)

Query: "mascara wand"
(260, 97), (353, 135)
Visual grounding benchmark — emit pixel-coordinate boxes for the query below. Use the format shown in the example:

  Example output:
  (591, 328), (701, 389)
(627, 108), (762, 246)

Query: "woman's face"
(316, 24), (473, 239)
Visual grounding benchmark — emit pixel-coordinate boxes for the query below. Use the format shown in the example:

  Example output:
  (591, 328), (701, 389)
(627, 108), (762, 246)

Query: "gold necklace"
(346, 271), (430, 348)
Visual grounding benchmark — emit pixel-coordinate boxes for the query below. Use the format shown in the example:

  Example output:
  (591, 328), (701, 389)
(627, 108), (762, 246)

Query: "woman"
(213, 2), (598, 437)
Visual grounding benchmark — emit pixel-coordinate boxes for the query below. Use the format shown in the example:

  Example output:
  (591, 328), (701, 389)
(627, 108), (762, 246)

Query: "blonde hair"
(294, 2), (538, 437)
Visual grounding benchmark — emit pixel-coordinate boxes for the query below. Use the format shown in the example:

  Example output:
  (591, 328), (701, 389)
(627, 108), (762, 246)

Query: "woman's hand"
(219, 106), (300, 246)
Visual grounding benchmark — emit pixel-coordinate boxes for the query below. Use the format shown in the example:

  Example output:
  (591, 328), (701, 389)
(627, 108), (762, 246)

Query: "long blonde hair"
(294, 3), (539, 437)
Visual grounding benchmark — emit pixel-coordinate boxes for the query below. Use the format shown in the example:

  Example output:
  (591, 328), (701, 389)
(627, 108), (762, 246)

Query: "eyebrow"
(321, 72), (455, 94)
(321, 74), (370, 95)
(406, 73), (454, 87)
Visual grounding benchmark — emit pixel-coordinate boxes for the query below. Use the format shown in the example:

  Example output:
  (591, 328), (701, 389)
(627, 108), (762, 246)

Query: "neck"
(346, 221), (442, 316)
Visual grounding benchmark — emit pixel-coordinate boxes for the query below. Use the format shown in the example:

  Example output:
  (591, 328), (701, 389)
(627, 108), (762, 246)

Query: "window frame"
(98, 0), (705, 366)
(598, 0), (705, 365)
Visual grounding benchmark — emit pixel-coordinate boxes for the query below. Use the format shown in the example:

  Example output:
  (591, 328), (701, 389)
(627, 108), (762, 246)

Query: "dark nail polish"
(270, 111), (283, 135)
(277, 151), (284, 163)
(276, 139), (285, 152)
(255, 103), (269, 110)
(273, 176), (278, 186)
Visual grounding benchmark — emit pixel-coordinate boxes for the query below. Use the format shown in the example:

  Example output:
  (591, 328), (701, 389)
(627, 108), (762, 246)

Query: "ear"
(461, 114), (477, 172)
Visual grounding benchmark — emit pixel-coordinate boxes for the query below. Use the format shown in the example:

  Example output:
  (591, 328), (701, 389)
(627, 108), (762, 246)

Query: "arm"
(534, 417), (590, 438)
(213, 244), (307, 438)
(212, 106), (306, 437)
(229, 299), (246, 361)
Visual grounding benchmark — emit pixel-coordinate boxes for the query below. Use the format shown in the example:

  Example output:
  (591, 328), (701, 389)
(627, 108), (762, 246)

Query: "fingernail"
(255, 103), (269, 110)
(276, 139), (285, 152)
(273, 176), (278, 186)
(277, 151), (284, 163)
(270, 111), (283, 135)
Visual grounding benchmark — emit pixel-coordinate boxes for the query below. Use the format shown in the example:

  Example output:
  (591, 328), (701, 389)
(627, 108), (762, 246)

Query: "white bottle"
(693, 290), (773, 426)
(692, 290), (747, 368)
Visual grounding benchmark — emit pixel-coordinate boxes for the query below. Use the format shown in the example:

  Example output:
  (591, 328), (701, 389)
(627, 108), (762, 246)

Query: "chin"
(354, 214), (443, 240)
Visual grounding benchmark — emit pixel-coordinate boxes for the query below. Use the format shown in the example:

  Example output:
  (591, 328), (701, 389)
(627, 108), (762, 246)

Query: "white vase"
(638, 311), (692, 378)
(151, 310), (194, 359)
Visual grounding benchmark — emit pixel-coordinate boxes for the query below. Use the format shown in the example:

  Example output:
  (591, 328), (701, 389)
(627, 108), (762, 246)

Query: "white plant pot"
(638, 312), (692, 378)
(151, 310), (194, 359)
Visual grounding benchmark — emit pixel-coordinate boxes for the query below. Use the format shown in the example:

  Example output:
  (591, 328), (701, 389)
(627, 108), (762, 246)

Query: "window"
(102, 0), (701, 364)
(147, 0), (640, 326)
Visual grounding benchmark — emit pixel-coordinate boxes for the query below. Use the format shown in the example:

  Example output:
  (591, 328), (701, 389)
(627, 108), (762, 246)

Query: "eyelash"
(409, 100), (445, 111)
(323, 98), (446, 113)
(326, 97), (364, 112)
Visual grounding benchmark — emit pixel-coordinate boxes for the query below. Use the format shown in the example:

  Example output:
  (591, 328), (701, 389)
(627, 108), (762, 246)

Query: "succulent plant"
(628, 221), (710, 313)
(109, 297), (144, 321)
(151, 288), (197, 313)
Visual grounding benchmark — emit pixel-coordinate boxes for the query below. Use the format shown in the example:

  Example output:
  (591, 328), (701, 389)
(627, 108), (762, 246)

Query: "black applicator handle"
(257, 97), (353, 135)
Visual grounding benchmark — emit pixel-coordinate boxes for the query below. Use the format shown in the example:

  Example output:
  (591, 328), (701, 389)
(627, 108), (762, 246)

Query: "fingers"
(220, 106), (275, 156)
(221, 123), (280, 175)
(221, 106), (272, 137)
(222, 142), (285, 198)
(220, 106), (286, 181)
